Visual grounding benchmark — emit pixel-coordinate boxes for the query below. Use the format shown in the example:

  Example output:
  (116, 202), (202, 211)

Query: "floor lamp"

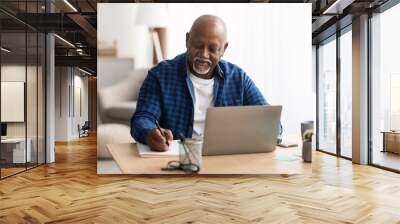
(136, 4), (168, 64)
(150, 27), (165, 64)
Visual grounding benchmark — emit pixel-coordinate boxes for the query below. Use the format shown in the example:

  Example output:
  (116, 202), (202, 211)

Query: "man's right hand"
(146, 128), (173, 152)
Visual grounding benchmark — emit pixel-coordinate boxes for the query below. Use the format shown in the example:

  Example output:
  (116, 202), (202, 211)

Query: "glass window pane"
(340, 29), (352, 158)
(1, 1), (46, 179)
(27, 0), (39, 169)
(38, 33), (45, 165)
(1, 31), (27, 177)
(27, 31), (38, 169)
(318, 37), (337, 154)
(371, 3), (400, 171)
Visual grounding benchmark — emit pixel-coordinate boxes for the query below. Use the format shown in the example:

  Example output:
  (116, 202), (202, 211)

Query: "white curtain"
(98, 3), (314, 136)
(167, 3), (313, 136)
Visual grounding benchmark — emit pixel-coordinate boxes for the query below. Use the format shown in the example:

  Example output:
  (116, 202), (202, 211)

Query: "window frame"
(315, 24), (352, 161)
(367, 0), (400, 173)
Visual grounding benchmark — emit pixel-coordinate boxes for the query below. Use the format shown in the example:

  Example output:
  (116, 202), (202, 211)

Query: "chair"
(79, 121), (90, 138)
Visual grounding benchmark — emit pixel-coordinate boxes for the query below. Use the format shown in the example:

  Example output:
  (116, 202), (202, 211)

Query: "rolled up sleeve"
(130, 71), (161, 144)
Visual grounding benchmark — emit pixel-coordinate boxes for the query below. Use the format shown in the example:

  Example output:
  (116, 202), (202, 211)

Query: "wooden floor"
(1, 167), (26, 178)
(1, 135), (400, 223)
(1, 163), (45, 178)
(373, 151), (400, 171)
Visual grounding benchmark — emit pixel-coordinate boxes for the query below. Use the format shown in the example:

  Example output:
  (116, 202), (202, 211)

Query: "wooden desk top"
(381, 131), (400, 134)
(106, 143), (312, 175)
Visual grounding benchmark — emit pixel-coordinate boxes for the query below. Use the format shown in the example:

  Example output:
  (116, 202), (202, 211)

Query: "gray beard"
(192, 64), (211, 75)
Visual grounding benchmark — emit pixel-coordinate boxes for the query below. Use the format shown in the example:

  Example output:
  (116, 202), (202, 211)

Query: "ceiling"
(0, 0), (393, 75)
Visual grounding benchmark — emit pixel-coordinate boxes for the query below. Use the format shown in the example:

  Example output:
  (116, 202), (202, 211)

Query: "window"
(371, 2), (400, 171)
(317, 36), (337, 154)
(340, 28), (352, 158)
(0, 1), (46, 179)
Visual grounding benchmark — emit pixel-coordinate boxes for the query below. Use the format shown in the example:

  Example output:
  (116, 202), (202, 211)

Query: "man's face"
(186, 30), (228, 78)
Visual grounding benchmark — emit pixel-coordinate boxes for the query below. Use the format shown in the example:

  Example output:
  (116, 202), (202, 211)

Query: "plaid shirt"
(131, 52), (273, 144)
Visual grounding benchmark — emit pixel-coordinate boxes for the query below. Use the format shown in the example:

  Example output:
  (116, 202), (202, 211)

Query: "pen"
(155, 120), (169, 147)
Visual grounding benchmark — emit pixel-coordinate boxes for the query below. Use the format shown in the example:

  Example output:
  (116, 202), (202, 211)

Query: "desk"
(106, 143), (312, 175)
(1, 138), (31, 163)
(382, 131), (400, 154)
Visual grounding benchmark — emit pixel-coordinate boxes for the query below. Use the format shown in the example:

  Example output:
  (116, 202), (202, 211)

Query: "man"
(131, 15), (275, 151)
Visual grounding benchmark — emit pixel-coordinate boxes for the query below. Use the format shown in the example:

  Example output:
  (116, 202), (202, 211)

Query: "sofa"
(97, 68), (149, 173)
(97, 67), (148, 126)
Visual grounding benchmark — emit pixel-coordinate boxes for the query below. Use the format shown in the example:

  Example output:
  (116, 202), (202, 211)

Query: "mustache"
(194, 57), (212, 65)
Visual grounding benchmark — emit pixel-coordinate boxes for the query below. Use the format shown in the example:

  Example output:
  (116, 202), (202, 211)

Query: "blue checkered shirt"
(131, 53), (277, 144)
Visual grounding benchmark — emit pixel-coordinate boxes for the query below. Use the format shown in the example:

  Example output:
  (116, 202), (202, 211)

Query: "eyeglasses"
(161, 134), (201, 173)
(161, 160), (200, 173)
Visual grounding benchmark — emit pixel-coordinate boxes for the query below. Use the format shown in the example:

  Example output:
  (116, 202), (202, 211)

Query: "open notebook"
(136, 140), (181, 157)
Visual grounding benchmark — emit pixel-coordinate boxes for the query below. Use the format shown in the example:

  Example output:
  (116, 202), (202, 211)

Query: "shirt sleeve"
(130, 71), (161, 144)
(243, 73), (267, 106)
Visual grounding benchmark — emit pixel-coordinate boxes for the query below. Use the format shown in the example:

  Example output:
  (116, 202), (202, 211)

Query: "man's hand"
(147, 128), (173, 151)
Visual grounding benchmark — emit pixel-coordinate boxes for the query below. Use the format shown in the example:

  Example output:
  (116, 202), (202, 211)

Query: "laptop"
(202, 105), (282, 156)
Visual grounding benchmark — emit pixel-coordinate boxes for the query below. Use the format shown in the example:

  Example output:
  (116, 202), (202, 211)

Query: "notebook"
(137, 140), (181, 157)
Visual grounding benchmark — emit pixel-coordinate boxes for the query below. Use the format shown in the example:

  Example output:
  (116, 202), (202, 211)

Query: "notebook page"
(137, 140), (180, 157)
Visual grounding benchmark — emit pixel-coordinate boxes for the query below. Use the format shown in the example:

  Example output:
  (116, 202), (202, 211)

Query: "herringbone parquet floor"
(1, 135), (400, 223)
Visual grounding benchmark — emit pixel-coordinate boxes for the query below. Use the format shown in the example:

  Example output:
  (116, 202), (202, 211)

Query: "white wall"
(1, 66), (26, 125)
(1, 64), (47, 163)
(73, 74), (89, 137)
(97, 57), (134, 88)
(1, 65), (38, 138)
(168, 3), (314, 136)
(55, 67), (70, 141)
(97, 3), (153, 68)
(55, 67), (89, 141)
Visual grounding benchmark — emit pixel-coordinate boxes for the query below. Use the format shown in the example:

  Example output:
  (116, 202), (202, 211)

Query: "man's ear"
(221, 42), (229, 56)
(185, 32), (190, 49)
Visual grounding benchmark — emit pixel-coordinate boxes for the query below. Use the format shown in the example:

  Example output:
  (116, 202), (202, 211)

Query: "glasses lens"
(168, 161), (180, 168)
(181, 163), (199, 173)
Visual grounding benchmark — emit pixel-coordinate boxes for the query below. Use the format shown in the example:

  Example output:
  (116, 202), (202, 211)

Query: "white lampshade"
(135, 4), (168, 28)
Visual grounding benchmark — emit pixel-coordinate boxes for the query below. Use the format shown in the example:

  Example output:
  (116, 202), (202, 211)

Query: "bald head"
(186, 15), (229, 79)
(189, 15), (227, 42)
